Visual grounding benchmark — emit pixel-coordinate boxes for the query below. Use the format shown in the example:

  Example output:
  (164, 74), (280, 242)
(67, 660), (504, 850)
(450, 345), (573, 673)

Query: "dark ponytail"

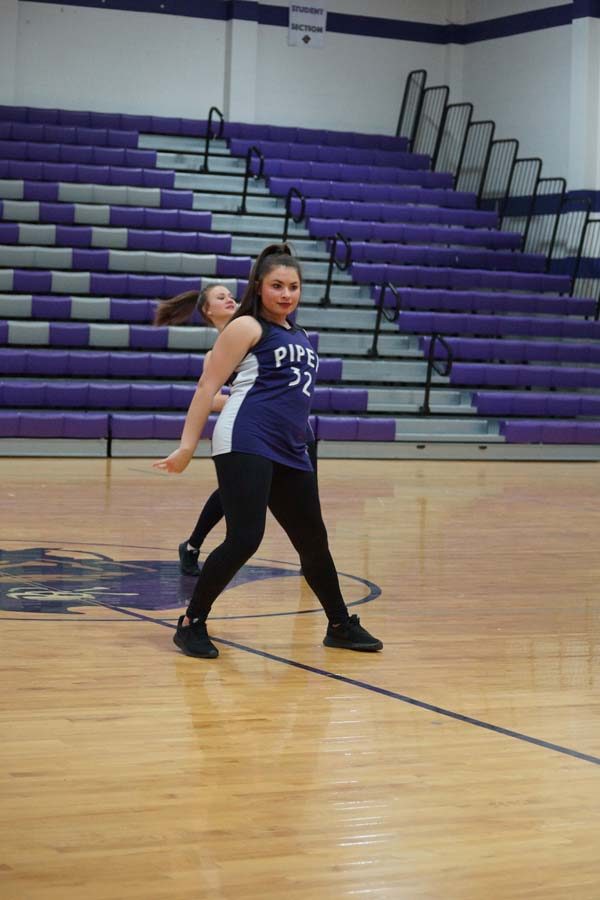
(153, 290), (201, 327)
(229, 243), (302, 325)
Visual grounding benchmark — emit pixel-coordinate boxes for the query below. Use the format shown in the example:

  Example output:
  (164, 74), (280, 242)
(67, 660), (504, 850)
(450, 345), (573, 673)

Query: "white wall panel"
(14, 2), (226, 116)
(254, 26), (444, 132)
(0, 0), (19, 104)
(461, 24), (571, 177)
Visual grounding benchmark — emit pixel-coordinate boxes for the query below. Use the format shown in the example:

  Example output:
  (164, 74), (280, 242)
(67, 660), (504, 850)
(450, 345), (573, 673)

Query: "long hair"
(153, 284), (220, 327)
(229, 243), (302, 325)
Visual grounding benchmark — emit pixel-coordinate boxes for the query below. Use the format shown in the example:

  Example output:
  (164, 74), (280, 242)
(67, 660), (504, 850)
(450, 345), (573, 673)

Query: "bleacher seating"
(1, 102), (599, 449)
(0, 105), (410, 149)
(308, 218), (522, 249)
(0, 200), (211, 229)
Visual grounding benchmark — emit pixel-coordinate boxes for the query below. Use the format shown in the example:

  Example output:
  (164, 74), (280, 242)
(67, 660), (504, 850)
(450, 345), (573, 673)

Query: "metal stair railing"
(478, 139), (519, 217)
(411, 85), (449, 161)
(200, 106), (225, 174)
(455, 120), (496, 199)
(367, 282), (402, 358)
(237, 146), (265, 216)
(545, 194), (592, 294)
(432, 102), (473, 175)
(282, 187), (306, 242)
(396, 69), (427, 147)
(585, 220), (600, 319)
(419, 334), (453, 416)
(320, 233), (352, 307)
(521, 177), (567, 262)
(499, 157), (542, 237)
(569, 210), (599, 306)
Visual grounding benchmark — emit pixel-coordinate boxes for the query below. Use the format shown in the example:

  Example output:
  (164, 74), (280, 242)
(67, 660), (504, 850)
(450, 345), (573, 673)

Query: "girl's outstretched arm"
(152, 316), (261, 473)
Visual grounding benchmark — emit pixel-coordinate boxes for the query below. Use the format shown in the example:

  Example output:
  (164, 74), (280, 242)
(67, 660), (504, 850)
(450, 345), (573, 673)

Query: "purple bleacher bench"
(497, 420), (600, 444)
(451, 362), (600, 391)
(475, 391), (600, 418)
(314, 416), (395, 441)
(376, 286), (595, 317)
(0, 410), (108, 438)
(110, 413), (216, 440)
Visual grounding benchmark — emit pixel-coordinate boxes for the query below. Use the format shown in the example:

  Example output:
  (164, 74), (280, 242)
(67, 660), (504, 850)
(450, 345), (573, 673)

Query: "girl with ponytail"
(154, 283), (239, 572)
(153, 283), (237, 330)
(153, 243), (382, 658)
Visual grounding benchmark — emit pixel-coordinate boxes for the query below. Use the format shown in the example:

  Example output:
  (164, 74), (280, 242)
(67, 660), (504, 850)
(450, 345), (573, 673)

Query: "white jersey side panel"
(211, 353), (259, 457)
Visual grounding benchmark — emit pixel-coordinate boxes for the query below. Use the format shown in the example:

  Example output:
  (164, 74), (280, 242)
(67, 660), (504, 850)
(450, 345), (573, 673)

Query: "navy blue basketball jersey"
(212, 319), (318, 470)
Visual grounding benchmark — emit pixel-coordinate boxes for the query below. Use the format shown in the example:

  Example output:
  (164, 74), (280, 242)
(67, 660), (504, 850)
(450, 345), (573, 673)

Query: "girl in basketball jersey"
(153, 244), (382, 658)
(154, 283), (318, 575)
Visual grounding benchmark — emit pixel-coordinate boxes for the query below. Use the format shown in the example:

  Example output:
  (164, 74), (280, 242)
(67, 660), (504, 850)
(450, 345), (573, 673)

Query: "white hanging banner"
(288, 3), (327, 49)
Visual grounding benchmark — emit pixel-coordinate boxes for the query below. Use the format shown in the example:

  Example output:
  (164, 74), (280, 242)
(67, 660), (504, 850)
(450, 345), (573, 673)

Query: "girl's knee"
(226, 532), (263, 564)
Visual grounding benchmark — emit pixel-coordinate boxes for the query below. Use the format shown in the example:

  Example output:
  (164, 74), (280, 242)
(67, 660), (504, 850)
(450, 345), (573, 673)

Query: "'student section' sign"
(288, 3), (327, 48)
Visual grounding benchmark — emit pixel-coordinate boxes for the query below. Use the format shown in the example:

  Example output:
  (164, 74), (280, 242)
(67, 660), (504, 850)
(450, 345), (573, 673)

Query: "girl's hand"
(152, 447), (193, 474)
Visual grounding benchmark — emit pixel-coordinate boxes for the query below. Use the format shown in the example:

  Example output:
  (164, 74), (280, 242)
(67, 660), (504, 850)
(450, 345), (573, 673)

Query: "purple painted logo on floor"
(0, 546), (379, 618)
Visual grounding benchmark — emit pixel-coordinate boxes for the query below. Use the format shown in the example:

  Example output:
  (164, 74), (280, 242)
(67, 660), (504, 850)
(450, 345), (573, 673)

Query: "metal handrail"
(432, 101), (473, 172)
(474, 121), (497, 205)
(570, 205), (594, 296)
(498, 156), (542, 233)
(283, 187), (305, 242)
(455, 119), (495, 198)
(420, 334), (453, 415)
(320, 233), (352, 307)
(237, 145), (265, 215)
(412, 85), (449, 160)
(518, 162), (543, 248)
(201, 106), (225, 173)
(592, 224), (600, 318)
(396, 69), (427, 143)
(367, 282), (402, 358)
(534, 178), (567, 264)
(479, 138), (519, 219)
(584, 218), (600, 320)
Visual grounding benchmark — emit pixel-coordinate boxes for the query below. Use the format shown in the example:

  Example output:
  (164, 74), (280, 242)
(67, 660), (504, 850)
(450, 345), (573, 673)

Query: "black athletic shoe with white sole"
(178, 541), (201, 576)
(323, 614), (383, 652)
(173, 615), (219, 658)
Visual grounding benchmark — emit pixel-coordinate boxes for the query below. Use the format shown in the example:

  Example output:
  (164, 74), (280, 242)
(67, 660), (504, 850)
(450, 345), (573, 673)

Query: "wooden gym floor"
(1, 456), (600, 900)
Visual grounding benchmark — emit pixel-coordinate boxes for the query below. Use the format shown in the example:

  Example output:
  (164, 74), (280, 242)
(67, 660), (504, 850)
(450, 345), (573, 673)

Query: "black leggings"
(187, 440), (318, 549)
(188, 489), (223, 550)
(186, 451), (348, 625)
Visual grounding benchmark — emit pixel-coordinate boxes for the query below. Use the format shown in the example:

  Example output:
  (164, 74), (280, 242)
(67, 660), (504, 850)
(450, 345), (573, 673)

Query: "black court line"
(97, 600), (600, 769)
(3, 540), (600, 768)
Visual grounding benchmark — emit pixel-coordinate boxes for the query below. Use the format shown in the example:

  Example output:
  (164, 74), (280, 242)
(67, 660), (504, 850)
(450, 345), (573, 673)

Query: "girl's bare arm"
(152, 317), (261, 473)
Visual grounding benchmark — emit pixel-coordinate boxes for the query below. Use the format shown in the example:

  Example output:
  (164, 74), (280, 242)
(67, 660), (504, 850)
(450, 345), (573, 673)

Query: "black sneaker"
(173, 615), (219, 658)
(178, 541), (201, 576)
(323, 614), (383, 652)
